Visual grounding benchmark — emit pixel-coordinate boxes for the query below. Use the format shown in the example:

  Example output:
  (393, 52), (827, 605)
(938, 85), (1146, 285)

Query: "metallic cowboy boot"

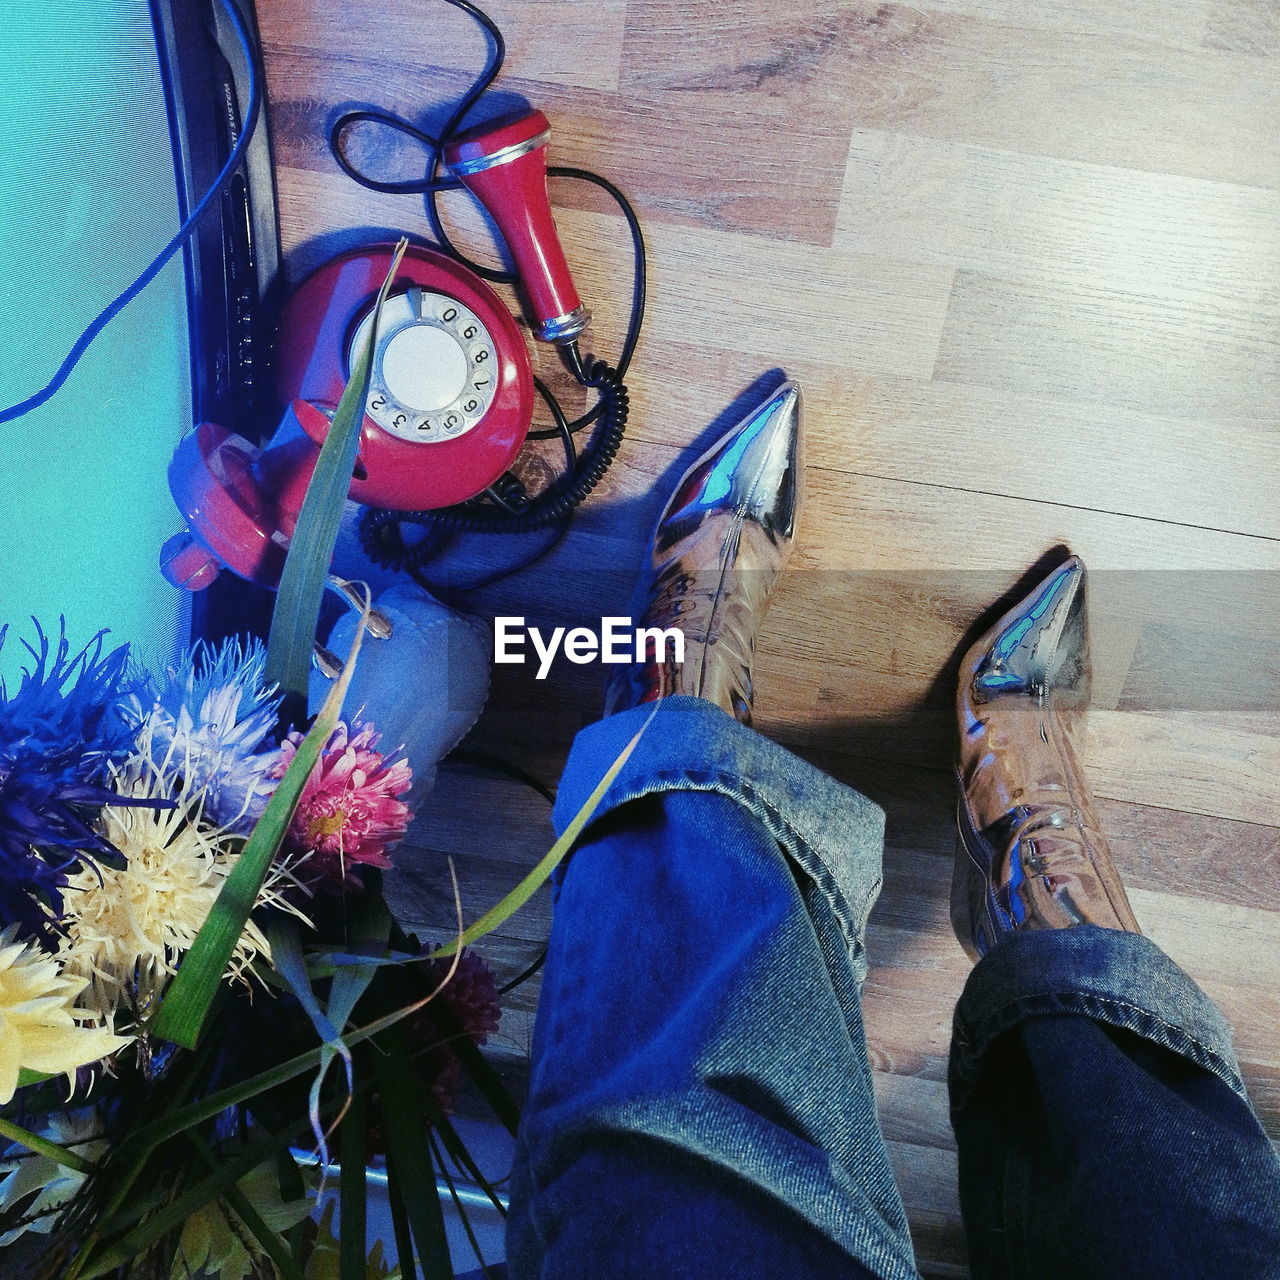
(953, 555), (1141, 958)
(604, 381), (803, 723)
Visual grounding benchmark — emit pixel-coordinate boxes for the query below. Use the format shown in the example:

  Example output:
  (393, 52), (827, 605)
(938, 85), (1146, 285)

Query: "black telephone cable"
(329, 0), (646, 582)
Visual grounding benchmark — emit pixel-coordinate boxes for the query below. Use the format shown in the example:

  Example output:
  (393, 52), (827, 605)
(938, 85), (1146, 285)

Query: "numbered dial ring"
(349, 288), (498, 443)
(278, 242), (534, 511)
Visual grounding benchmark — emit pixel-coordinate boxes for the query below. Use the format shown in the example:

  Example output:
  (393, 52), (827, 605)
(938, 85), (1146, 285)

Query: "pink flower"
(274, 721), (412, 891)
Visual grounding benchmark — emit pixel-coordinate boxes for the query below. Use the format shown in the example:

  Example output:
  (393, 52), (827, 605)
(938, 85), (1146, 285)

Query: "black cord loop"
(330, 0), (646, 587)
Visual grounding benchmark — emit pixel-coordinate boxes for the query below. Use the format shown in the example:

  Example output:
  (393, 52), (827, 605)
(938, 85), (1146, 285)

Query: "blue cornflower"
(126, 637), (283, 834)
(0, 848), (70, 949)
(0, 622), (141, 947)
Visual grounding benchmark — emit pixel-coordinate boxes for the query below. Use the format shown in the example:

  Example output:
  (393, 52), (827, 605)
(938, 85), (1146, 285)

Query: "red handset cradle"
(445, 109), (591, 344)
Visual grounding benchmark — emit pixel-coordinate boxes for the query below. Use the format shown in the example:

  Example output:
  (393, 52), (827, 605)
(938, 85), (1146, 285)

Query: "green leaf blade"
(148, 713), (329, 1048)
(431, 708), (654, 958)
(148, 247), (415, 1048)
(374, 1025), (454, 1279)
(266, 238), (409, 702)
(339, 1071), (369, 1280)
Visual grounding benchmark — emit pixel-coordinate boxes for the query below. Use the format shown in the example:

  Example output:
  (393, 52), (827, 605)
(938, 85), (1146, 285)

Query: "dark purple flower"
(408, 949), (503, 1112)
(366, 948), (504, 1157)
(0, 622), (142, 947)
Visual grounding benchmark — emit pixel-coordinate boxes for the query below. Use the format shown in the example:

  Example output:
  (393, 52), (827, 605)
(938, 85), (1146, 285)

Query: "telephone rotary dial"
(279, 242), (535, 513)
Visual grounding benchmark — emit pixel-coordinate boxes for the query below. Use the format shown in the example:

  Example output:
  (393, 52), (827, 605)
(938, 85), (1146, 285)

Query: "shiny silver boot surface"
(605, 381), (803, 723)
(954, 555), (1141, 958)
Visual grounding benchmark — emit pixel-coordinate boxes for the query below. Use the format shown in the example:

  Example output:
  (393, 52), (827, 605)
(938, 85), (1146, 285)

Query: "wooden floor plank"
(934, 268), (1280, 418)
(1204, 0), (1280, 55)
(829, 5), (1280, 189)
(259, 0), (628, 92)
(806, 375), (1280, 541)
(252, 2), (1280, 1271)
(836, 131), (1280, 308)
(795, 468), (1280, 571)
(909, 0), (1210, 49)
(566, 337), (1280, 541)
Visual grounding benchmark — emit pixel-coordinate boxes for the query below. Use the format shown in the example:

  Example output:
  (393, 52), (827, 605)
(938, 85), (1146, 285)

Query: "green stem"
(0, 1115), (95, 1175)
(339, 1070), (369, 1280)
(386, 1153), (419, 1280)
(373, 1025), (453, 1279)
(429, 1129), (495, 1278)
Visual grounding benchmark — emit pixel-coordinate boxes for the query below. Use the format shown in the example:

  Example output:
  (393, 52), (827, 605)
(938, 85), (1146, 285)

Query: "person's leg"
(950, 927), (1280, 1280)
(506, 698), (920, 1280)
(950, 556), (1280, 1278)
(509, 382), (919, 1276)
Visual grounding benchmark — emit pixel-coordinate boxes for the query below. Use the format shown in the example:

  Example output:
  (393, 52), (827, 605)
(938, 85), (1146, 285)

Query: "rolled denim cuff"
(552, 697), (887, 968)
(951, 926), (1246, 1106)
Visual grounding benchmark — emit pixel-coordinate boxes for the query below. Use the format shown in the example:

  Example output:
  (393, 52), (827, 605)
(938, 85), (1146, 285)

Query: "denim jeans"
(506, 698), (1280, 1278)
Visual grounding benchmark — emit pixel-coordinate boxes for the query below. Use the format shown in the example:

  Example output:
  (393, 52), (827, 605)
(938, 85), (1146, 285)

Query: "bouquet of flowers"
(0, 245), (639, 1279)
(0, 620), (508, 1280)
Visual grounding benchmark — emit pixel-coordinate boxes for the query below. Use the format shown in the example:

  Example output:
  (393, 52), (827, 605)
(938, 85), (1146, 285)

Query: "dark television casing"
(152, 0), (281, 643)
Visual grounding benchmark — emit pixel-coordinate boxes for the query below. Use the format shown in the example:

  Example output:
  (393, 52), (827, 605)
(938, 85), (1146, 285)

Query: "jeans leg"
(507, 699), (920, 1280)
(950, 926), (1280, 1280)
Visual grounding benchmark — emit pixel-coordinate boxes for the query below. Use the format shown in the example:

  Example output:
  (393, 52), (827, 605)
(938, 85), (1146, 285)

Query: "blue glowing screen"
(0, 0), (191, 685)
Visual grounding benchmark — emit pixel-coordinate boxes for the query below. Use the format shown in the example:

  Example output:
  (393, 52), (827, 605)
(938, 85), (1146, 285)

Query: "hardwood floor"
(257, 2), (1280, 1273)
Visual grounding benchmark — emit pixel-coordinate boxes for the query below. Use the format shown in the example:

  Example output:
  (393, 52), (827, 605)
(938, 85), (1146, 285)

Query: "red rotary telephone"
(162, 108), (605, 592)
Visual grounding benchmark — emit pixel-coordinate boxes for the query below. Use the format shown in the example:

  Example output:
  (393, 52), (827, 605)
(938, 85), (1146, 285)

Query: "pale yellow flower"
(0, 928), (130, 1104)
(58, 746), (308, 1024)
(171, 1159), (313, 1280)
(305, 1201), (401, 1280)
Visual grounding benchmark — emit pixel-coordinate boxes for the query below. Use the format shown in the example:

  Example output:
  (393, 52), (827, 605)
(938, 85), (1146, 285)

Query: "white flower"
(0, 1109), (107, 1245)
(58, 744), (307, 1024)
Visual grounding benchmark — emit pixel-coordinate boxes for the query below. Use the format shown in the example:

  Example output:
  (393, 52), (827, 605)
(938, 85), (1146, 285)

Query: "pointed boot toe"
(953, 555), (1140, 958)
(606, 380), (803, 722)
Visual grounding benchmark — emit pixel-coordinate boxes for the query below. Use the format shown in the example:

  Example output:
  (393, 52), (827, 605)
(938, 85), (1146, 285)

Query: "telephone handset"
(163, 108), (626, 592)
